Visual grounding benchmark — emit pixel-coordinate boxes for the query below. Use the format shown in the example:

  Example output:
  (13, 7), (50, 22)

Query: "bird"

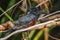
(3, 6), (48, 33)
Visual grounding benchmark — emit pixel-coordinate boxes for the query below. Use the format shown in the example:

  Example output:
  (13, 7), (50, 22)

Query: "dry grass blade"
(36, 0), (49, 7)
(19, 0), (27, 12)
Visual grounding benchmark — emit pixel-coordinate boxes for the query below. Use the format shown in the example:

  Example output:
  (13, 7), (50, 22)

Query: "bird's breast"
(18, 14), (37, 26)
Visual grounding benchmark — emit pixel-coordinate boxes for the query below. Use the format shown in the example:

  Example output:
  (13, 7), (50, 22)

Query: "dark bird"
(14, 6), (48, 29)
(4, 6), (48, 33)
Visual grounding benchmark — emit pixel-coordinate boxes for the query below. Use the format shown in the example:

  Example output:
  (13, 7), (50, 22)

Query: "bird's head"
(27, 6), (48, 16)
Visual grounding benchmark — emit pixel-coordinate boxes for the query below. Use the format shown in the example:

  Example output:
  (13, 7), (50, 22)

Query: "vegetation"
(0, 0), (60, 40)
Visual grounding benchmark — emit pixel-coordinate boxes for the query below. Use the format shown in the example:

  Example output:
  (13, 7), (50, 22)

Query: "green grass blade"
(0, 7), (14, 21)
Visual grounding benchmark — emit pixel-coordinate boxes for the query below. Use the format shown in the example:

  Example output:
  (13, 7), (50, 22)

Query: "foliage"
(0, 0), (60, 40)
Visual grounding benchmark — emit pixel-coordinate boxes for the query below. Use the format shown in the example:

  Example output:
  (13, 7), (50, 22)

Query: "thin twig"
(11, 5), (18, 17)
(36, 0), (49, 7)
(48, 34), (60, 40)
(39, 12), (60, 22)
(38, 10), (60, 21)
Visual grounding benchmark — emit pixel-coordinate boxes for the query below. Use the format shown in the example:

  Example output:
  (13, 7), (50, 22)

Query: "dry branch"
(40, 13), (60, 22)
(38, 10), (60, 22)
(1, 18), (60, 40)
(36, 0), (49, 7)
(34, 18), (60, 29)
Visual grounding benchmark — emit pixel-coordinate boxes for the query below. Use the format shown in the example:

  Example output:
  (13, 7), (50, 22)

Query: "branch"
(38, 10), (60, 22)
(36, 0), (49, 7)
(1, 18), (60, 40)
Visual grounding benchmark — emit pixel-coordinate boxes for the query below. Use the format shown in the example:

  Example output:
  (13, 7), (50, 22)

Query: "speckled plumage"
(14, 7), (48, 28)
(4, 7), (48, 33)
